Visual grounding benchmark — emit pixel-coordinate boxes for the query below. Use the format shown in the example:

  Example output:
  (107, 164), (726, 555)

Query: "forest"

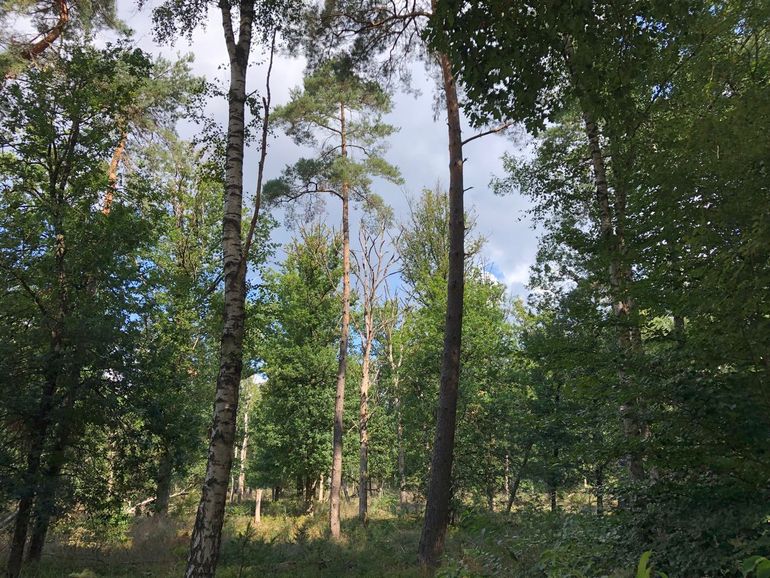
(0, 0), (768, 577)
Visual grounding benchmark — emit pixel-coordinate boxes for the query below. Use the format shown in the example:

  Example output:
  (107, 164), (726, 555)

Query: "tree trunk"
(505, 441), (532, 513)
(7, 217), (70, 577)
(595, 465), (605, 516)
(329, 101), (350, 540)
(236, 410), (249, 503)
(185, 4), (253, 575)
(358, 326), (372, 523)
(253, 489), (262, 525)
(503, 453), (510, 496)
(318, 473), (324, 502)
(396, 397), (407, 508)
(27, 401), (77, 563)
(582, 110), (645, 482)
(102, 129), (127, 215)
(8, 366), (60, 576)
(154, 447), (173, 516)
(18, 0), (70, 62)
(418, 51), (465, 569)
(562, 35), (645, 483)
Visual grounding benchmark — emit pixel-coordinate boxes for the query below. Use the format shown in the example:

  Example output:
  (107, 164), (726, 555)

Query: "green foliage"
(248, 227), (342, 494)
(266, 59), (402, 213)
(743, 556), (770, 578)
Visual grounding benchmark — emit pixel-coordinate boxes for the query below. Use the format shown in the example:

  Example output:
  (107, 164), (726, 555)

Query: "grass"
(5, 491), (644, 577)
(11, 496), (433, 578)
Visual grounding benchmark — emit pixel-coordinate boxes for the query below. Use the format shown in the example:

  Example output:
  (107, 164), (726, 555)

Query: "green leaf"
(743, 556), (764, 576)
(756, 559), (770, 578)
(637, 551), (653, 578)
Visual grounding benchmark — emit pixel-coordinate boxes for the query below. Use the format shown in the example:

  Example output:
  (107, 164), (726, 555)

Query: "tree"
(266, 60), (400, 538)
(127, 138), (227, 518)
(0, 44), (166, 576)
(316, 2), (513, 561)
(430, 0), (712, 483)
(146, 0), (298, 573)
(249, 226), (342, 512)
(0, 0), (121, 76)
(352, 198), (398, 522)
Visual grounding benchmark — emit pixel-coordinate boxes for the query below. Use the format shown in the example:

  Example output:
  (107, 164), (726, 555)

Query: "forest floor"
(8, 493), (639, 577)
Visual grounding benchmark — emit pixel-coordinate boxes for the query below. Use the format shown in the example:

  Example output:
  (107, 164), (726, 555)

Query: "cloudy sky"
(116, 2), (539, 299)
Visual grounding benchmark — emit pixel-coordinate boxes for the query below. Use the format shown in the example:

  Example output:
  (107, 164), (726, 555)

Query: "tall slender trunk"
(304, 478), (316, 513)
(562, 36), (645, 483)
(236, 411), (249, 503)
(358, 322), (373, 522)
(505, 441), (532, 513)
(595, 464), (605, 516)
(330, 102), (350, 540)
(8, 209), (69, 577)
(185, 4), (253, 576)
(396, 397), (407, 507)
(503, 453), (510, 496)
(582, 111), (645, 481)
(253, 489), (262, 525)
(154, 447), (173, 516)
(548, 445), (559, 513)
(418, 51), (465, 568)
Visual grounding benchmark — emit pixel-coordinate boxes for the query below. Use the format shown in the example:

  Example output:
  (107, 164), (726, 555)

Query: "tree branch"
(461, 121), (513, 146)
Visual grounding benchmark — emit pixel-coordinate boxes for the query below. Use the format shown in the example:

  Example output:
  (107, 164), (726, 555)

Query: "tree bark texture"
(417, 51), (465, 569)
(329, 101), (350, 540)
(185, 3), (253, 576)
(102, 129), (126, 215)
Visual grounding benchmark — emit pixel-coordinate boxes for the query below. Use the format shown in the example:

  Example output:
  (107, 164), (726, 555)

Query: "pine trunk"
(102, 129), (126, 215)
(185, 4), (253, 575)
(329, 102), (350, 540)
(418, 51), (465, 568)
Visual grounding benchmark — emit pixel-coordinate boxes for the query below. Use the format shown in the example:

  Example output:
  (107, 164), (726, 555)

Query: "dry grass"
(10, 495), (430, 577)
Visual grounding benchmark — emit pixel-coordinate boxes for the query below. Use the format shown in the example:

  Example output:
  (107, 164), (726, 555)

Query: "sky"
(116, 1), (539, 299)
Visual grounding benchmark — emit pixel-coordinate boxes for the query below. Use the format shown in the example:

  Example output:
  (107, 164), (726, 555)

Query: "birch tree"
(146, 0), (298, 573)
